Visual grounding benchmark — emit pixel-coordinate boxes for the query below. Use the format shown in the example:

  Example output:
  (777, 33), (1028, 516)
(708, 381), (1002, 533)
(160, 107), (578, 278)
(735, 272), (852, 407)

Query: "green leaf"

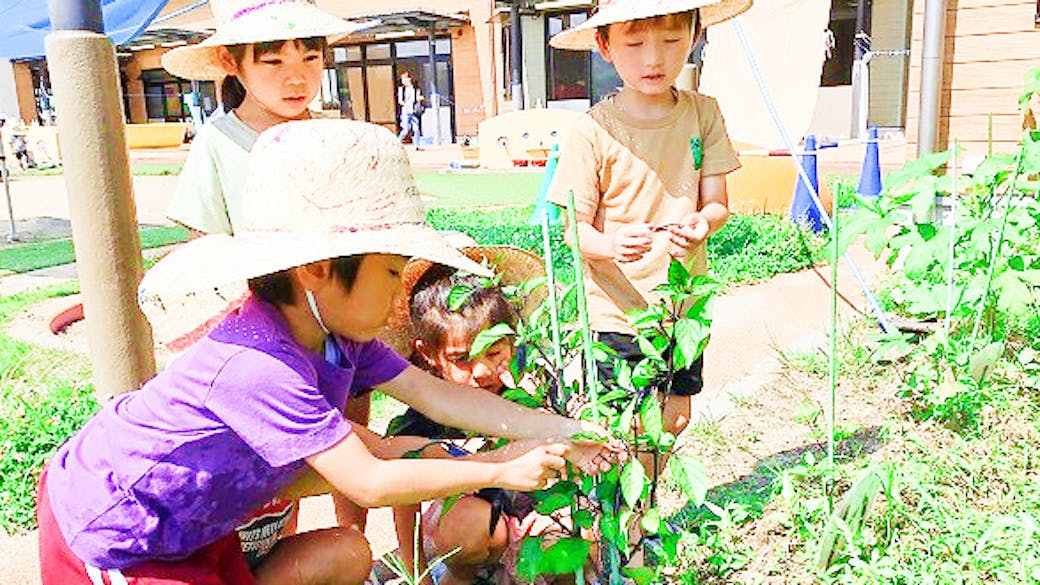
(517, 537), (546, 581)
(673, 319), (709, 371)
(540, 538), (590, 575)
(623, 567), (656, 585)
(667, 454), (709, 506)
(910, 177), (938, 221)
(532, 481), (578, 514)
(667, 258), (691, 288)
(640, 393), (664, 446)
(969, 342), (1005, 384)
(620, 459), (648, 507)
(573, 509), (596, 530)
(469, 323), (515, 358)
(502, 388), (543, 409)
(641, 507), (661, 534)
(447, 285), (474, 311)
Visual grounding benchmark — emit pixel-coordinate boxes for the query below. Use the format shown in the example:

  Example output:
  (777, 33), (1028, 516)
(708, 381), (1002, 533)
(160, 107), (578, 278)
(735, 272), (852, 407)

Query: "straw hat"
(162, 0), (364, 80)
(139, 119), (491, 307)
(381, 247), (547, 357)
(549, 0), (752, 51)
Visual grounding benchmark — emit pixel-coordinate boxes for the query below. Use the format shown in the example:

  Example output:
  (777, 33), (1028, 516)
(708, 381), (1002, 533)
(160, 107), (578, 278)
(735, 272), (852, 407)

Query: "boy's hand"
(667, 213), (710, 256)
(495, 443), (569, 491)
(566, 438), (628, 475)
(612, 223), (654, 263)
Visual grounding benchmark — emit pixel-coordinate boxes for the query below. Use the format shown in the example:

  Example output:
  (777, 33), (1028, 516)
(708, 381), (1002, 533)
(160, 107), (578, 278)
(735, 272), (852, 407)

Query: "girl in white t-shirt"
(157, 0), (369, 574)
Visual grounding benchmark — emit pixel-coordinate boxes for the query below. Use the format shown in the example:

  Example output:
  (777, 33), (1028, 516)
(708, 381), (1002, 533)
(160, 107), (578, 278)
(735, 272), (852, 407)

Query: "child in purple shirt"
(38, 120), (620, 585)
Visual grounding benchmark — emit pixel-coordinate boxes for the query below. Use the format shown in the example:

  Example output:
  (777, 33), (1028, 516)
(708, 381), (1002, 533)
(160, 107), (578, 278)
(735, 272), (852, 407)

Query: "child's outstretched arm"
(304, 430), (568, 508)
(379, 366), (623, 474)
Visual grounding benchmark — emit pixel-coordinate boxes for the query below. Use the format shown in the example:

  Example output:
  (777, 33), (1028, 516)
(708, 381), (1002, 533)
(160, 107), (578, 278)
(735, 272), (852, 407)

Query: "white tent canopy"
(701, 0), (831, 150)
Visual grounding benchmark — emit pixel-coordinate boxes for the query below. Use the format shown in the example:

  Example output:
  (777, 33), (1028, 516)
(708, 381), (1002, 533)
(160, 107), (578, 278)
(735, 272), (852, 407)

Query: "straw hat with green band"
(381, 247), (547, 357)
(549, 0), (753, 51)
(162, 0), (365, 81)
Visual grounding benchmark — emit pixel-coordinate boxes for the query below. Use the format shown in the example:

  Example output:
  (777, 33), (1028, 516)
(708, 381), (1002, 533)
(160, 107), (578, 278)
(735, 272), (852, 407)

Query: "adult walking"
(397, 71), (423, 144)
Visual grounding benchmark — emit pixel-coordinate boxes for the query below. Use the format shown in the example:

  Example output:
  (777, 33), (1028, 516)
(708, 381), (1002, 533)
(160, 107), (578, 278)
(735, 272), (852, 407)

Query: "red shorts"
(37, 468), (258, 585)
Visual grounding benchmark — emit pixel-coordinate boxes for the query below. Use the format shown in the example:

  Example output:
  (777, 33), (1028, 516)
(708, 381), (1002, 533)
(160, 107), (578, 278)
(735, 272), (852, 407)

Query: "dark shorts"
(596, 332), (704, 397)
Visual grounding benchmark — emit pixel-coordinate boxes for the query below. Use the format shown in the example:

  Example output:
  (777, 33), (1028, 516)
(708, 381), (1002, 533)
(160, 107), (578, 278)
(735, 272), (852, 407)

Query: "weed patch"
(0, 283), (96, 535)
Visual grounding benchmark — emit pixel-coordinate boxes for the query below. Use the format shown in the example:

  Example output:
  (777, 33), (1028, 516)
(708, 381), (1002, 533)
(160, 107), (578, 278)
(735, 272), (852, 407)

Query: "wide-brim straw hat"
(549, 0), (753, 51)
(139, 119), (491, 308)
(381, 247), (546, 357)
(162, 0), (365, 81)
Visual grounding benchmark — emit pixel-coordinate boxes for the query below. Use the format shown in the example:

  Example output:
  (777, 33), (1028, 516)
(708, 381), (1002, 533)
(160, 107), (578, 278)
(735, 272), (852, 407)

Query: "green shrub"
(428, 206), (824, 287)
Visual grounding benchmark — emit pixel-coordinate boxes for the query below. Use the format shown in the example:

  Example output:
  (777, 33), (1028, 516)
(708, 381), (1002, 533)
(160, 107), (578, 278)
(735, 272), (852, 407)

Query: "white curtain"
(700, 0), (831, 150)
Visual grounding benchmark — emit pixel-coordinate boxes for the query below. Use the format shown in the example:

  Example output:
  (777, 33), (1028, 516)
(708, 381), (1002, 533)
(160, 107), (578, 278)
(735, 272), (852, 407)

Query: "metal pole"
(850, 0), (871, 139)
(510, 2), (524, 111)
(427, 22), (442, 145)
(918, 0), (947, 155)
(46, 0), (156, 399)
(1, 153), (16, 242)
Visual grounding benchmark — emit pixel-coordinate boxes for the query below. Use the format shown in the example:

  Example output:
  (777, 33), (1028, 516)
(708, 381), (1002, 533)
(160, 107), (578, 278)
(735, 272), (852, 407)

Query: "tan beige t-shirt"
(547, 90), (741, 334)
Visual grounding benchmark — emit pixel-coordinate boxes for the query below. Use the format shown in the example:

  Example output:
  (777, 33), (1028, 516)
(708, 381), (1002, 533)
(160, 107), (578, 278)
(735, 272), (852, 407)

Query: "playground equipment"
(477, 108), (580, 169)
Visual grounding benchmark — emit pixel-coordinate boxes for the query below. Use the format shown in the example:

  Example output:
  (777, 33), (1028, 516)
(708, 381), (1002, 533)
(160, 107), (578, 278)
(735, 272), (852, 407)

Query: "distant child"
(37, 120), (619, 585)
(547, 0), (748, 442)
(385, 247), (584, 585)
(157, 0), (369, 557)
(397, 71), (424, 144)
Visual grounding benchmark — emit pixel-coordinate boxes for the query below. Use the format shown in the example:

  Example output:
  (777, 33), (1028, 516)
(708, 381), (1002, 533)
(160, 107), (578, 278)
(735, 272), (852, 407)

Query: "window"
(547, 11), (590, 100)
(821, 0), (862, 87)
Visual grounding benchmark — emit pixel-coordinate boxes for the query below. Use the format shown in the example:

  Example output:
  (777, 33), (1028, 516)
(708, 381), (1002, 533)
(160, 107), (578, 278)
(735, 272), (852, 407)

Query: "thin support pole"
(1, 156), (16, 242)
(827, 210), (838, 468)
(565, 189), (599, 423)
(943, 141), (958, 339)
(540, 213), (566, 411)
(731, 19), (896, 336)
(970, 150), (1025, 350)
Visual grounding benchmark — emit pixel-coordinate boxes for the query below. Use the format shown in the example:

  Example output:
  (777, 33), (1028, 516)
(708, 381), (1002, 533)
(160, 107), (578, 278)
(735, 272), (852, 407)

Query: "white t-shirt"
(165, 112), (259, 235)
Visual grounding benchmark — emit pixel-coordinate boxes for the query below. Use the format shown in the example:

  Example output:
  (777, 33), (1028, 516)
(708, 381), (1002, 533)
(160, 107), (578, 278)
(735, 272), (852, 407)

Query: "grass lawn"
(9, 163), (183, 177)
(0, 225), (189, 274)
(414, 171), (544, 208)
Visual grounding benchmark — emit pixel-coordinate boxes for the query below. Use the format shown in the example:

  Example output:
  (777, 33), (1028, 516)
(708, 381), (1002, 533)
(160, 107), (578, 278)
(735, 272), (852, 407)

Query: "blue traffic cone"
(530, 144), (562, 224)
(858, 126), (882, 198)
(790, 135), (825, 233)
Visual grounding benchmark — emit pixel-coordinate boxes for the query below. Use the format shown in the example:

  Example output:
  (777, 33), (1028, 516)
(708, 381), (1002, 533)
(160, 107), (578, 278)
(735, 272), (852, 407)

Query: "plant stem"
(969, 149), (1025, 351)
(944, 141), (959, 340)
(828, 203), (838, 470)
(565, 189), (600, 423)
(540, 213), (566, 412)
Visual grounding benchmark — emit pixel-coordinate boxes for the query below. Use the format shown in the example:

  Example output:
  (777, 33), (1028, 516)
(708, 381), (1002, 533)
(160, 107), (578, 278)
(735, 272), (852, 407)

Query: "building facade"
(5, 0), (1038, 155)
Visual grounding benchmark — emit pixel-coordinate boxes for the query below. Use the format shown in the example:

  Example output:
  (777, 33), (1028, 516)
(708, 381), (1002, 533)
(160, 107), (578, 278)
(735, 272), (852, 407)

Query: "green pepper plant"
(470, 257), (715, 584)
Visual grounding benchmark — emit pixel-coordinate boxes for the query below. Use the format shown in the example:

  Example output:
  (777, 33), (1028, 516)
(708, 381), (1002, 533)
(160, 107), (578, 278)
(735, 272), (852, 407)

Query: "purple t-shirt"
(46, 298), (408, 569)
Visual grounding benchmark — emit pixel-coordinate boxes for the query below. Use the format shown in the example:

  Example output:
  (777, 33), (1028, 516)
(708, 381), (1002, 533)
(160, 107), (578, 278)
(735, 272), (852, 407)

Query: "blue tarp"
(0, 0), (169, 61)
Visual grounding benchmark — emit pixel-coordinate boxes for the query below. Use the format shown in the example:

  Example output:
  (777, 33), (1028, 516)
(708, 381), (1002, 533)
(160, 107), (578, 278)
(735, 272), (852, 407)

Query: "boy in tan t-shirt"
(547, 0), (747, 441)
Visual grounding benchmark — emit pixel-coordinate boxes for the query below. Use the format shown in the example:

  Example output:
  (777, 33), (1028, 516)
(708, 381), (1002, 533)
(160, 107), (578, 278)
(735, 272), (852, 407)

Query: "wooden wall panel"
(905, 0), (1039, 157)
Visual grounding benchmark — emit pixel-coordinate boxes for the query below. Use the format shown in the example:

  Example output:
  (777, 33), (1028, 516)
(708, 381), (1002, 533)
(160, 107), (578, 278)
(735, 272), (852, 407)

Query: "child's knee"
(662, 394), (692, 436)
(434, 497), (506, 564)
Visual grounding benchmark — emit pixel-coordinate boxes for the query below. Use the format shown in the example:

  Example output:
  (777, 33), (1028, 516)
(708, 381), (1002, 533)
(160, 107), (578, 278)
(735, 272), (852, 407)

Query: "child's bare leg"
(662, 393), (691, 438)
(255, 526), (371, 585)
(432, 496), (509, 585)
